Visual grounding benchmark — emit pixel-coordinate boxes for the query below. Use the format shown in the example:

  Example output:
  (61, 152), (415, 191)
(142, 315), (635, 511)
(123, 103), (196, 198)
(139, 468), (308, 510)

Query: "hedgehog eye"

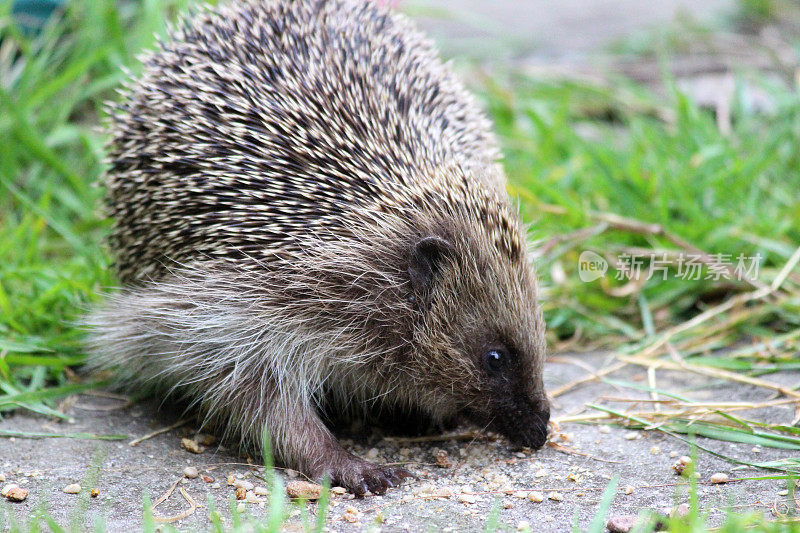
(483, 349), (509, 374)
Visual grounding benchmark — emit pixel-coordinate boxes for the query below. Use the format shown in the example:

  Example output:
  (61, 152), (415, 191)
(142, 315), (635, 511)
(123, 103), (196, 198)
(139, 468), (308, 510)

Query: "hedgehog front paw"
(323, 457), (415, 497)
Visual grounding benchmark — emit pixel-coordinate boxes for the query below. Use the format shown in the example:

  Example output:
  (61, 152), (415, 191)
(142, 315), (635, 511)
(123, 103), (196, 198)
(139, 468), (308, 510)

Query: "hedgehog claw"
(326, 459), (414, 497)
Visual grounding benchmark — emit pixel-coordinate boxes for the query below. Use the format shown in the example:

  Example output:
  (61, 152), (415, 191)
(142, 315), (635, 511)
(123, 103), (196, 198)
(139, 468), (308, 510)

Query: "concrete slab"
(1, 353), (797, 531)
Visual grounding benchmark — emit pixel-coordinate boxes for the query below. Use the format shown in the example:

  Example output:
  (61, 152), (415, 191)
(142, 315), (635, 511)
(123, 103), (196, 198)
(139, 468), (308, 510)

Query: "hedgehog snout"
(490, 396), (550, 450)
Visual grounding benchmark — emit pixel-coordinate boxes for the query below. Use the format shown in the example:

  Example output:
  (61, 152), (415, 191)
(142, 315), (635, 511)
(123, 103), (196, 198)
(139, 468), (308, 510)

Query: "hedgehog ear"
(408, 236), (453, 294)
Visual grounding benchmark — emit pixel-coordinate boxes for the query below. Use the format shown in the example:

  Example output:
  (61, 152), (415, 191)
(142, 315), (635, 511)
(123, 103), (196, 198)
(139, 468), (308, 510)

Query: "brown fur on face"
(394, 185), (549, 448)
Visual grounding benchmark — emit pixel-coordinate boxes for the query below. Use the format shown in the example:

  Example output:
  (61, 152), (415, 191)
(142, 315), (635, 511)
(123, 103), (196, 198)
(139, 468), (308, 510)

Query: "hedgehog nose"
(491, 399), (550, 449)
(517, 402), (550, 449)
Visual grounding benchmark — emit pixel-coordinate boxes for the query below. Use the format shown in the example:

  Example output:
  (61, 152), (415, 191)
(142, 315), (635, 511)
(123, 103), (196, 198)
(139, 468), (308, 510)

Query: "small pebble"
(211, 482), (221, 489)
(548, 492), (563, 501)
(434, 487), (453, 498)
(672, 503), (690, 517)
(0, 474), (5, 482)
(710, 473), (729, 484)
(650, 446), (661, 455)
(90, 488), (99, 498)
(517, 520), (530, 531)
(254, 486), (270, 496)
(331, 486), (347, 495)
(623, 486), (633, 495)
(234, 479), (254, 491)
(599, 425), (611, 434)
(236, 503), (246, 513)
(245, 491), (264, 504)
(202, 475), (214, 483)
(512, 491), (528, 499)
(180, 438), (204, 454)
(286, 480), (323, 500)
(235, 487), (247, 500)
(528, 491), (544, 503)
(365, 448), (379, 460)
(606, 515), (638, 532)
(458, 494), (477, 504)
(778, 489), (789, 496)
(624, 432), (638, 440)
(183, 466), (199, 479)
(63, 484), (81, 494)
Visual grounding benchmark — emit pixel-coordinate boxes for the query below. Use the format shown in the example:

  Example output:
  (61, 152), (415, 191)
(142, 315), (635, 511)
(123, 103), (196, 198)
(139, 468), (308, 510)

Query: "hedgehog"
(87, 0), (550, 496)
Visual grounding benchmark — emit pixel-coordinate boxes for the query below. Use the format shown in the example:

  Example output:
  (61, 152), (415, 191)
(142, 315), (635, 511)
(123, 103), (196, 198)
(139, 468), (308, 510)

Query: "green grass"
(0, 0), (196, 418)
(1, 0), (799, 530)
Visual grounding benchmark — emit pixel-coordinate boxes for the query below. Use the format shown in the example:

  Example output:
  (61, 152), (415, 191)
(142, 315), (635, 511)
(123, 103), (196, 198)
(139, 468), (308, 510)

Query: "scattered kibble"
(548, 492), (563, 501)
(235, 487), (247, 500)
(202, 475), (214, 483)
(623, 486), (633, 495)
(624, 432), (638, 440)
(331, 486), (347, 496)
(710, 473), (729, 484)
(90, 488), (100, 498)
(435, 449), (453, 468)
(63, 484), (81, 494)
(236, 502), (246, 513)
(0, 474), (5, 482)
(650, 446), (661, 455)
(343, 505), (359, 523)
(2, 484), (27, 502)
(180, 438), (204, 454)
(517, 520), (531, 531)
(599, 425), (611, 434)
(254, 486), (270, 496)
(286, 480), (322, 500)
(183, 466), (199, 479)
(672, 456), (692, 475)
(512, 490), (528, 499)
